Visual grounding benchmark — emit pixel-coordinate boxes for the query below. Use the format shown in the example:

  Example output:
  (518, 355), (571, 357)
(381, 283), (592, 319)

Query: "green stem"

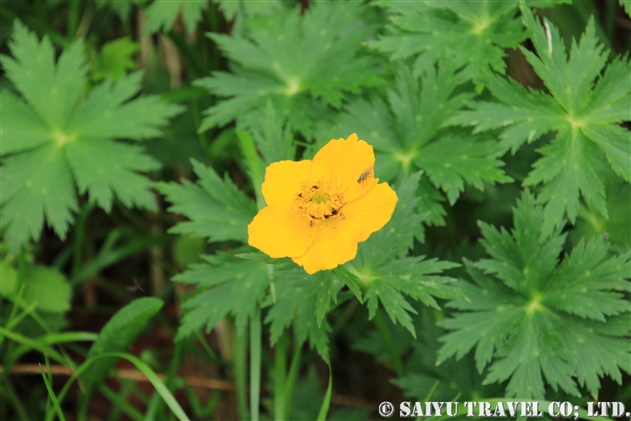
(273, 335), (288, 420)
(234, 330), (249, 421)
(282, 340), (302, 420)
(250, 309), (262, 421)
(374, 310), (404, 377)
(67, 0), (80, 38)
(2, 381), (29, 421)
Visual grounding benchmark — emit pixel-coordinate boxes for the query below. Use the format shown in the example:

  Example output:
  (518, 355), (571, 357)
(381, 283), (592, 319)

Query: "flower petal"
(262, 160), (313, 207)
(248, 206), (317, 258)
(342, 182), (398, 241)
(291, 219), (363, 274)
(311, 133), (376, 202)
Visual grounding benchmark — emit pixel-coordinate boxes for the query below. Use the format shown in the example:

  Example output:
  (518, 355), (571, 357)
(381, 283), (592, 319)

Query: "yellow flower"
(248, 133), (398, 274)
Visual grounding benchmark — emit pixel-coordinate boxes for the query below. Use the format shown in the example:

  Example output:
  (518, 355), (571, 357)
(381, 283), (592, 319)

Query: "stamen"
(295, 178), (348, 224)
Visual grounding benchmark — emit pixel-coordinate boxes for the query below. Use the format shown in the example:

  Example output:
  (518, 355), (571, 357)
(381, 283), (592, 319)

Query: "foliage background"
(0, 0), (629, 420)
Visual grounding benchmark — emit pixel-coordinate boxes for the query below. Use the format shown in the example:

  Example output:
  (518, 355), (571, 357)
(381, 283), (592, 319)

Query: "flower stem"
(282, 340), (301, 420)
(374, 310), (404, 377)
(273, 334), (288, 420)
(234, 331), (249, 421)
(250, 309), (262, 421)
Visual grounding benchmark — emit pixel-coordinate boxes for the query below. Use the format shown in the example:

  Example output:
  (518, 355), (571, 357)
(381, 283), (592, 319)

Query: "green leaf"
(446, 12), (631, 240)
(174, 253), (269, 339)
(368, 0), (528, 83)
(1, 22), (183, 250)
(0, 261), (18, 297)
(195, 1), (381, 137)
(320, 64), (511, 233)
(356, 172), (425, 265)
(216, 0), (283, 20)
(20, 266), (72, 313)
(438, 191), (631, 399)
(143, 0), (207, 34)
(156, 159), (257, 243)
(97, 0), (136, 19)
(309, 271), (342, 328)
(622, 0), (631, 18)
(263, 270), (330, 359)
(90, 37), (139, 82)
(82, 297), (164, 395)
(247, 100), (297, 166)
(344, 174), (461, 337)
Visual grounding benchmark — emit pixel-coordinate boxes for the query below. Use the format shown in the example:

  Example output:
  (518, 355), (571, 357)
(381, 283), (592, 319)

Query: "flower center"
(296, 179), (347, 224)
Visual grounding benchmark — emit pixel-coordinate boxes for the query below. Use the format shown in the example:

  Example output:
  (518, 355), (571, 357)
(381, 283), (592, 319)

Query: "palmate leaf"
(437, 192), (631, 399)
(195, 0), (381, 137)
(174, 252), (270, 339)
(156, 159), (257, 243)
(368, 0), (528, 83)
(345, 173), (463, 337)
(1, 22), (183, 251)
(446, 11), (631, 240)
(320, 64), (511, 234)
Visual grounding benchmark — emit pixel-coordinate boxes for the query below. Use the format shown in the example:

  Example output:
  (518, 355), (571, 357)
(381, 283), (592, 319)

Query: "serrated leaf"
(320, 65), (511, 228)
(175, 254), (269, 339)
(195, 1), (381, 137)
(438, 191), (631, 398)
(156, 159), (257, 243)
(143, 0), (207, 34)
(247, 100), (296, 165)
(368, 0), (528, 83)
(0, 22), (183, 250)
(309, 271), (342, 327)
(216, 0), (283, 20)
(82, 297), (164, 395)
(446, 12), (631, 240)
(263, 270), (330, 359)
(338, 173), (462, 335)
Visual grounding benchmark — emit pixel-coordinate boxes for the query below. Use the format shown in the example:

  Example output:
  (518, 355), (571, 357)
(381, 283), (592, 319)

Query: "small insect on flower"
(247, 134), (397, 274)
(357, 166), (373, 184)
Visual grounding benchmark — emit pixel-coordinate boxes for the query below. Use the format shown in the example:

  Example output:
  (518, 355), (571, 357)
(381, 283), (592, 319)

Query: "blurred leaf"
(97, 0), (137, 19)
(20, 266), (72, 313)
(195, 1), (382, 137)
(0, 261), (18, 297)
(82, 297), (164, 395)
(173, 235), (205, 268)
(156, 159), (257, 243)
(143, 0), (208, 34)
(1, 22), (183, 251)
(216, 0), (284, 20)
(91, 37), (139, 82)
